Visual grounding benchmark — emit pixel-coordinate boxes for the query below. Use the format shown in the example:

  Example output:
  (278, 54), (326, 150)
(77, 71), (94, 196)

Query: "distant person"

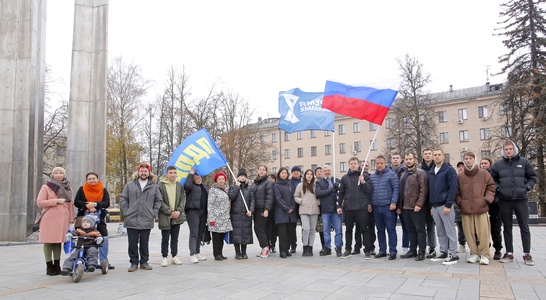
(158, 166), (186, 267)
(36, 167), (74, 276)
(491, 141), (537, 266)
(208, 172), (233, 261)
(294, 169), (320, 256)
(184, 169), (208, 263)
(228, 168), (254, 260)
(120, 163), (162, 272)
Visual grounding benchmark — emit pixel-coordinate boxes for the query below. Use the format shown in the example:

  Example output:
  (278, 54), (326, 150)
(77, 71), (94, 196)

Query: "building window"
(385, 118), (392, 129)
(458, 108), (468, 120)
(438, 111), (448, 123)
(354, 141), (361, 153)
(284, 149), (290, 159)
(440, 132), (449, 144)
(297, 147), (303, 158)
(272, 167), (278, 174)
(272, 133), (278, 143)
(370, 159), (376, 170)
(386, 138), (394, 149)
(324, 130), (331, 137)
(481, 150), (491, 159)
(459, 130), (469, 142)
(353, 122), (361, 133)
(444, 153), (451, 164)
(311, 164), (317, 171)
(311, 146), (317, 157)
(310, 130), (316, 138)
(272, 150), (278, 160)
(480, 128), (490, 140)
(370, 140), (377, 151)
(284, 132), (290, 141)
(260, 135), (265, 143)
(478, 106), (489, 119)
(369, 122), (377, 131)
(403, 117), (410, 127)
(297, 131), (303, 140)
(501, 126), (512, 138)
(325, 144), (332, 155)
(499, 104), (506, 116)
(338, 124), (345, 135)
(339, 143), (346, 154)
(340, 162), (347, 172)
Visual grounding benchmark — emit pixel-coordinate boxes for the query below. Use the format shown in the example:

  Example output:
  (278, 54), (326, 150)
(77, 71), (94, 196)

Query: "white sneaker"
(190, 255), (199, 264)
(457, 245), (466, 253)
(195, 253), (207, 261)
(171, 256), (182, 265)
(402, 247), (409, 255)
(466, 254), (480, 263)
(480, 256), (489, 265)
(260, 247), (270, 258)
(161, 257), (168, 267)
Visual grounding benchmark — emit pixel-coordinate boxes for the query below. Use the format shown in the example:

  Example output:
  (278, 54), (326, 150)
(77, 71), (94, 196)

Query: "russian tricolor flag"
(322, 80), (402, 125)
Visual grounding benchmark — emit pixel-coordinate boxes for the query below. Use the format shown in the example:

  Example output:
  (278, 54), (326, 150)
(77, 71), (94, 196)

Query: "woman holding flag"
(208, 172), (233, 261)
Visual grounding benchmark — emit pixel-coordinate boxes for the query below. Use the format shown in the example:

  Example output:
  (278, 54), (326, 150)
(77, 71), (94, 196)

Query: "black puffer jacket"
(338, 169), (373, 211)
(250, 176), (274, 211)
(490, 141), (537, 201)
(228, 182), (253, 244)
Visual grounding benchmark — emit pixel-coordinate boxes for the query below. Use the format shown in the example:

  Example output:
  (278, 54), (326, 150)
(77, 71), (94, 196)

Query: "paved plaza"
(0, 223), (545, 299)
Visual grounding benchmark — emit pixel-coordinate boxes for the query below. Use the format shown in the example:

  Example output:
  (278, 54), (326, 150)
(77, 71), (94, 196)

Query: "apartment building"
(257, 82), (505, 179)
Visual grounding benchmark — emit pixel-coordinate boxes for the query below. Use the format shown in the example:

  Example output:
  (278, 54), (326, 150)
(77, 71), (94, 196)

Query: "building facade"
(257, 83), (506, 179)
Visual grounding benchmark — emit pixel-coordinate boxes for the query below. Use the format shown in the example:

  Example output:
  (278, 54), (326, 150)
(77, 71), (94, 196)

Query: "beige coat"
(37, 185), (74, 243)
(294, 182), (321, 215)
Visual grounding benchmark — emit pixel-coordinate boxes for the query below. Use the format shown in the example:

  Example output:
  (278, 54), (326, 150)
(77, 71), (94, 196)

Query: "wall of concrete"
(65, 0), (108, 190)
(0, 0), (47, 241)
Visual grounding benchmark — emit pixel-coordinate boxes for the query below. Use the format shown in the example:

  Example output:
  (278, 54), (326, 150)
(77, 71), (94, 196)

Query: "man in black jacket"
(338, 157), (374, 259)
(316, 165), (343, 256)
(420, 147), (437, 258)
(491, 141), (537, 266)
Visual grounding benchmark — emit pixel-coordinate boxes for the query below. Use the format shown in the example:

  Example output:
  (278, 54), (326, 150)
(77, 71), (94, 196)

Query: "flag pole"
(225, 164), (250, 213)
(332, 130), (336, 178)
(358, 125), (382, 185)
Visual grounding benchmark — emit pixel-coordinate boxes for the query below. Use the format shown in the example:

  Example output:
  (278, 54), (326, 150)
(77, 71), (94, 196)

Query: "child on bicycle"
(61, 215), (103, 275)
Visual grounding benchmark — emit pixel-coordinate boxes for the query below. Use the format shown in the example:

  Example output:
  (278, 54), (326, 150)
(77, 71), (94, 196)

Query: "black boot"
(46, 261), (55, 276)
(53, 260), (61, 275)
(234, 244), (242, 260)
(302, 246), (308, 257)
(308, 246), (313, 256)
(241, 244), (248, 259)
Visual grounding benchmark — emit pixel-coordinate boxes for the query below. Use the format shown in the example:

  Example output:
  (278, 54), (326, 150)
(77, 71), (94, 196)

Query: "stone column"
(65, 0), (108, 190)
(0, 0), (47, 241)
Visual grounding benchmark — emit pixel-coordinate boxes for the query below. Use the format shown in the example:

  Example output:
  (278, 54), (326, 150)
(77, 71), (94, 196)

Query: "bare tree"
(106, 57), (150, 193)
(385, 54), (438, 161)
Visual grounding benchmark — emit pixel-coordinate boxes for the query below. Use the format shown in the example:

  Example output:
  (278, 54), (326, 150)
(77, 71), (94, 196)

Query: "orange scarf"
(83, 181), (104, 202)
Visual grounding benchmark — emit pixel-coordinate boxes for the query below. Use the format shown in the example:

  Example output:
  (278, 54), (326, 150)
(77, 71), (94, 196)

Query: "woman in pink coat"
(37, 167), (74, 275)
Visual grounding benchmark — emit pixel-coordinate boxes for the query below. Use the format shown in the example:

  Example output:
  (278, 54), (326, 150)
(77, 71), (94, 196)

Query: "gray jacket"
(120, 177), (162, 230)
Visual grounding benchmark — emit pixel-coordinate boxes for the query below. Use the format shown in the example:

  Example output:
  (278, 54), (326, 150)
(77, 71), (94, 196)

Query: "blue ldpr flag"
(164, 128), (227, 185)
(278, 88), (334, 133)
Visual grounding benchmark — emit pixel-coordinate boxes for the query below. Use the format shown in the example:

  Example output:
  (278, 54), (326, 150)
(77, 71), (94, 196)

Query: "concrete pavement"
(1, 224), (545, 299)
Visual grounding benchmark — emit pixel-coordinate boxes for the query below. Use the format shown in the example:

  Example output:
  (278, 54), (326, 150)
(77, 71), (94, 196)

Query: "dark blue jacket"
(428, 163), (458, 208)
(338, 169), (373, 211)
(273, 179), (298, 224)
(315, 177), (341, 213)
(370, 167), (400, 206)
(490, 141), (537, 201)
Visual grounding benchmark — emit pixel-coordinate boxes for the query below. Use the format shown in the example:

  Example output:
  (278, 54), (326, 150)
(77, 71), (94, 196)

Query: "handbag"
(32, 210), (43, 232)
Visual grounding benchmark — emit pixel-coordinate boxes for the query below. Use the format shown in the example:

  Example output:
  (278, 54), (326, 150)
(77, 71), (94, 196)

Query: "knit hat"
(291, 166), (301, 173)
(51, 166), (66, 177)
(138, 163), (151, 171)
(214, 172), (227, 182)
(237, 168), (247, 177)
(82, 215), (97, 228)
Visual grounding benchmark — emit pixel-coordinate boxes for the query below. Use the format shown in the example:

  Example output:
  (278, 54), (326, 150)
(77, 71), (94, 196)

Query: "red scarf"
(83, 181), (104, 202)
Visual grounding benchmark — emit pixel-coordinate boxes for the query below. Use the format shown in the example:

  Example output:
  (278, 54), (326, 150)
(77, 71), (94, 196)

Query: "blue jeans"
(99, 236), (109, 263)
(322, 212), (343, 249)
(373, 205), (398, 255)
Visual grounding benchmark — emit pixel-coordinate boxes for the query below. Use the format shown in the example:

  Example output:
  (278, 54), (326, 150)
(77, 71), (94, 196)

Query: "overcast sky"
(46, 0), (508, 121)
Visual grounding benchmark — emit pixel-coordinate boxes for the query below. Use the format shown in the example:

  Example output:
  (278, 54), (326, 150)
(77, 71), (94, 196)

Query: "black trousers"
(127, 228), (151, 265)
(499, 200), (531, 253)
(266, 213), (278, 248)
(254, 208), (269, 248)
(489, 202), (503, 251)
(186, 209), (206, 255)
(277, 222), (296, 254)
(212, 232), (225, 257)
(457, 221), (466, 245)
(402, 209), (426, 253)
(161, 223), (181, 258)
(344, 210), (371, 252)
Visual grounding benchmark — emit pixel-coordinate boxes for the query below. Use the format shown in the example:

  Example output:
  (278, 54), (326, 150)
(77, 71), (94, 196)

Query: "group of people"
(36, 140), (537, 275)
